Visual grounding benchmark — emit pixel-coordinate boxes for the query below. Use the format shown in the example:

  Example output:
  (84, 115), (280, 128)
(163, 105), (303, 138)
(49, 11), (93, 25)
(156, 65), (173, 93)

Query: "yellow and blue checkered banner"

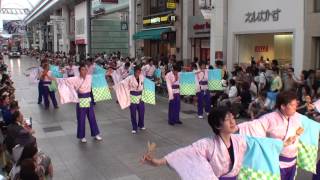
(79, 97), (91, 108)
(297, 115), (320, 173)
(142, 78), (156, 105)
(48, 81), (58, 92)
(129, 68), (134, 76)
(50, 65), (63, 78)
(155, 68), (161, 79)
(180, 72), (196, 95)
(94, 65), (106, 75)
(91, 74), (112, 102)
(130, 95), (141, 104)
(208, 69), (223, 91)
(238, 136), (283, 180)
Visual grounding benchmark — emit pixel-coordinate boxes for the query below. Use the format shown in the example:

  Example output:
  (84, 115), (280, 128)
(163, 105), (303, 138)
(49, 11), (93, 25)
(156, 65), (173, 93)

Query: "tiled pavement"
(6, 56), (312, 180)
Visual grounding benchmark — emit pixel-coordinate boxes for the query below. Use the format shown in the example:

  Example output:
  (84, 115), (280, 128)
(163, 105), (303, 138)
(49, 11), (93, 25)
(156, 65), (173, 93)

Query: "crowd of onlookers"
(0, 54), (52, 180)
(214, 57), (320, 121)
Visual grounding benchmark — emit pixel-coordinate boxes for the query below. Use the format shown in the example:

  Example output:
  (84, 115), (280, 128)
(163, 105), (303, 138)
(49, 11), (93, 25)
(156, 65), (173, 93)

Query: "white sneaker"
(80, 138), (87, 143)
(94, 135), (102, 141)
(140, 127), (146, 130)
(198, 115), (204, 119)
(131, 130), (137, 134)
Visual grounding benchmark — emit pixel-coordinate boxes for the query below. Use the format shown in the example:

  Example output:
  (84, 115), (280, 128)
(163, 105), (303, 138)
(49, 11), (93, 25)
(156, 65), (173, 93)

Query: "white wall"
(227, 0), (304, 74)
(210, 0), (226, 65)
(182, 0), (192, 62)
(274, 34), (293, 64)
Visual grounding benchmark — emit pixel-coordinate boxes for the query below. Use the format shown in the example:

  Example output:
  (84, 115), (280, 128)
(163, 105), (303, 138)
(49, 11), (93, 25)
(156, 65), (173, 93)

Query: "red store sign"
(255, 45), (268, 52)
(193, 22), (210, 30)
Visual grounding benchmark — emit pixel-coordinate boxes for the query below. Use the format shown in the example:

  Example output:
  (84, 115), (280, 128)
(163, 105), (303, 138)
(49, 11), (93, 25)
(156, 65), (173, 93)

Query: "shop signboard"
(143, 14), (176, 27)
(188, 16), (210, 38)
(255, 45), (268, 52)
(150, 17), (161, 24)
(92, 0), (127, 16)
(167, 0), (176, 9)
(245, 9), (281, 23)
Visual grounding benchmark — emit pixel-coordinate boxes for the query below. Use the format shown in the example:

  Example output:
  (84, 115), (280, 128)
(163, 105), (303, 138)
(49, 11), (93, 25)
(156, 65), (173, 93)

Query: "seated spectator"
(0, 94), (11, 119)
(35, 150), (53, 179)
(5, 111), (34, 154)
(239, 83), (252, 117)
(249, 79), (258, 100)
(3, 101), (19, 125)
(10, 137), (53, 180)
(218, 79), (241, 117)
(10, 136), (37, 179)
(248, 91), (268, 119)
(19, 159), (39, 180)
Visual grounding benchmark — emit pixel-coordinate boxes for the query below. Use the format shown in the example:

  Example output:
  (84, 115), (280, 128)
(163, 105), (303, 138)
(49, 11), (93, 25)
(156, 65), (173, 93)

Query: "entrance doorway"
(78, 44), (86, 61)
(316, 38), (320, 69)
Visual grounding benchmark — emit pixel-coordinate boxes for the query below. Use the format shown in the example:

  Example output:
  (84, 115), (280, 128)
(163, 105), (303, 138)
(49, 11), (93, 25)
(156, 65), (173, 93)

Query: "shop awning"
(133, 28), (171, 40)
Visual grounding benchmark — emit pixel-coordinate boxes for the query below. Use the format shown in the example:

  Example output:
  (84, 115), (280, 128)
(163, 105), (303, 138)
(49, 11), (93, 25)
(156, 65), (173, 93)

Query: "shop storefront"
(188, 16), (210, 61)
(227, 0), (304, 73)
(133, 0), (178, 59)
(133, 12), (177, 59)
(147, 31), (176, 58)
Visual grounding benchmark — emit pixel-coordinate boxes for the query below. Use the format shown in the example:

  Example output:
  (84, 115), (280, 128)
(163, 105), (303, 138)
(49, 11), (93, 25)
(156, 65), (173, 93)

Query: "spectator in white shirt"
(228, 79), (238, 99)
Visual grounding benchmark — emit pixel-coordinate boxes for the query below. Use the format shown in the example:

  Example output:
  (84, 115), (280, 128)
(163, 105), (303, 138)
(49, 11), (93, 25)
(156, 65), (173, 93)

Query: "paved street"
(6, 55), (313, 180)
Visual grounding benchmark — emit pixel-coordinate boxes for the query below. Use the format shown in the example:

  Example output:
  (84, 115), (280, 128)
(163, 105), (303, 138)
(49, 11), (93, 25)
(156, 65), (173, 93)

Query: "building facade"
(226, 0), (304, 73)
(130, 0), (225, 65)
(132, 0), (181, 60)
(91, 0), (129, 56)
(24, 0), (82, 55)
(24, 0), (320, 72)
(24, 0), (129, 58)
(305, 0), (320, 69)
